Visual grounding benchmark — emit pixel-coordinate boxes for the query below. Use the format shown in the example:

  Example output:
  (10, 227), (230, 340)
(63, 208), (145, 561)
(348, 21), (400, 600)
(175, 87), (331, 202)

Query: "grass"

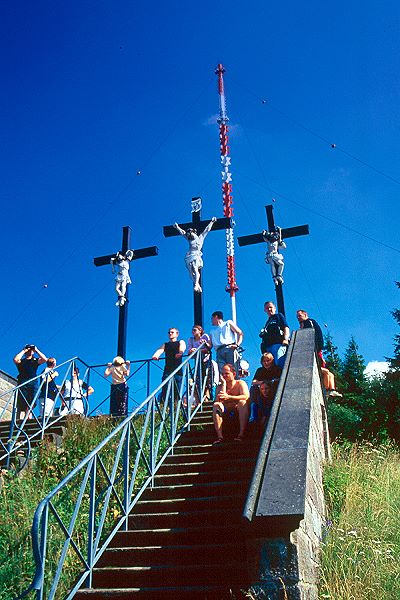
(320, 441), (400, 600)
(0, 404), (183, 599)
(0, 416), (117, 600)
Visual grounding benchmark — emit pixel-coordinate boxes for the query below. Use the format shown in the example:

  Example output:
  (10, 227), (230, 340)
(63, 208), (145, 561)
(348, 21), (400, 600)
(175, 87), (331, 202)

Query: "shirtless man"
(212, 363), (250, 444)
(173, 217), (217, 292)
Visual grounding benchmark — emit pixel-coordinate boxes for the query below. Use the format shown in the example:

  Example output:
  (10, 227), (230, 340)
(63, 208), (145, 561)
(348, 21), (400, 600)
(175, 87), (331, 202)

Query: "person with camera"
(105, 356), (131, 416)
(14, 344), (48, 420)
(259, 301), (290, 369)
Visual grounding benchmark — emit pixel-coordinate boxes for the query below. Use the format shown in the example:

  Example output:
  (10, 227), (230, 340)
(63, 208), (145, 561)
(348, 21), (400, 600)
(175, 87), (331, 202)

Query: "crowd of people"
(147, 302), (341, 445)
(12, 303), (340, 434)
(13, 345), (94, 420)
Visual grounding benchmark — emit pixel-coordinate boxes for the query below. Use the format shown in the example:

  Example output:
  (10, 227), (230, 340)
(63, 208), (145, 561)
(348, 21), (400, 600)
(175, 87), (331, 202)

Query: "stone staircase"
(75, 404), (262, 599)
(0, 417), (67, 468)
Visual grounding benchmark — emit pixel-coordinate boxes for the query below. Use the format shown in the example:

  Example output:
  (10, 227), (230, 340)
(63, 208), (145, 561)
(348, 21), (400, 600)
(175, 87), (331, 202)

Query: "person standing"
(39, 357), (59, 418)
(60, 367), (94, 416)
(105, 356), (131, 417)
(14, 344), (47, 420)
(209, 311), (243, 374)
(152, 328), (186, 397)
(259, 301), (290, 368)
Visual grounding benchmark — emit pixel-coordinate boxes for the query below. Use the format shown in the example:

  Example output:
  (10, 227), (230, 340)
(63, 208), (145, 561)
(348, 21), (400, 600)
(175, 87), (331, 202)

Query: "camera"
(25, 344), (35, 350)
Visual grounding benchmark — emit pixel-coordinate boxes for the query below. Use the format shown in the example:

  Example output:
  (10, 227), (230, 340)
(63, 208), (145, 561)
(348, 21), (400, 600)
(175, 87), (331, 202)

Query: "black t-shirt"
(259, 313), (288, 350)
(253, 364), (282, 382)
(301, 318), (324, 352)
(164, 341), (182, 374)
(17, 357), (40, 383)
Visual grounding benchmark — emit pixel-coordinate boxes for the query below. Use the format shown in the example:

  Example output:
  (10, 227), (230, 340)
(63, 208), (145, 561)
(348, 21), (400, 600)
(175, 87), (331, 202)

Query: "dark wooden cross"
(237, 205), (309, 316)
(163, 198), (233, 327)
(93, 226), (158, 359)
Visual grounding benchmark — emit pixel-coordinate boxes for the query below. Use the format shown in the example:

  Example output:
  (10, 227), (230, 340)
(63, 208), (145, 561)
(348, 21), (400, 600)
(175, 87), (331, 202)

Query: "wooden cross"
(163, 197), (233, 327)
(94, 226), (158, 359)
(237, 205), (309, 316)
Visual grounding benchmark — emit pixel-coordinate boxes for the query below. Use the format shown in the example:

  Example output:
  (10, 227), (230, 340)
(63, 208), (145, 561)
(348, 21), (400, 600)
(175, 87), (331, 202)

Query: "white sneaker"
(328, 390), (342, 398)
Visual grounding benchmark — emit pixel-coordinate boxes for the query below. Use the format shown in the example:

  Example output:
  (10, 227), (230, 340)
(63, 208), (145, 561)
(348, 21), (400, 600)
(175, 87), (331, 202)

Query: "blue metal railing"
(0, 353), (206, 470)
(16, 345), (209, 599)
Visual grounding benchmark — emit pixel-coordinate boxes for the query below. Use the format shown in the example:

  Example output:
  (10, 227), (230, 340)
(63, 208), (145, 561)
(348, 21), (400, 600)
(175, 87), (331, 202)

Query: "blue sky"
(1, 1), (399, 395)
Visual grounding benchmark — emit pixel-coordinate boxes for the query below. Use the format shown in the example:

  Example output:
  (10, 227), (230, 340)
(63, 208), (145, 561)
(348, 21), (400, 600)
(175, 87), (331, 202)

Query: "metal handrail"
(0, 354), (195, 469)
(16, 345), (209, 599)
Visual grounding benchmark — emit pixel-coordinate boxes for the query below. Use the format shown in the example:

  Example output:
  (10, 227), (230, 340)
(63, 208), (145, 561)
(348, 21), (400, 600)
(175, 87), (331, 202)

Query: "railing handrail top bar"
(89, 346), (206, 370)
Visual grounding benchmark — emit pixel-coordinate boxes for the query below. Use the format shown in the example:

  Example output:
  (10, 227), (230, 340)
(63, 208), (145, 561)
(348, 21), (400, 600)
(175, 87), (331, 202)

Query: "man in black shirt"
(14, 344), (48, 419)
(296, 310), (324, 352)
(152, 328), (186, 398)
(259, 301), (290, 368)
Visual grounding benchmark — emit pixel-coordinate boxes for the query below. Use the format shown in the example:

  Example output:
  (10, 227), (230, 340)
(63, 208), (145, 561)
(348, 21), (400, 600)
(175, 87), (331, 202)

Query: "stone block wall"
(0, 370), (17, 421)
(245, 329), (330, 599)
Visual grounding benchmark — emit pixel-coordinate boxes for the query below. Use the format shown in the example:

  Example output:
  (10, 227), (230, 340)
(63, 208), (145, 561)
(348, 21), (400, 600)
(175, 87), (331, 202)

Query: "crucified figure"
(111, 250), (134, 307)
(173, 217), (217, 293)
(263, 227), (286, 285)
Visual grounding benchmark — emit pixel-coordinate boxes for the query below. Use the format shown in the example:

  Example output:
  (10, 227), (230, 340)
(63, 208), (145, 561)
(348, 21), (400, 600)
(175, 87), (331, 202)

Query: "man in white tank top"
(209, 310), (243, 374)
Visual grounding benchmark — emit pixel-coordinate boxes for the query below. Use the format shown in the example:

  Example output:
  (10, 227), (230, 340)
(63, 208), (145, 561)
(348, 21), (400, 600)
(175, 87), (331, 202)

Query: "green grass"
(320, 441), (400, 600)
(0, 416), (117, 599)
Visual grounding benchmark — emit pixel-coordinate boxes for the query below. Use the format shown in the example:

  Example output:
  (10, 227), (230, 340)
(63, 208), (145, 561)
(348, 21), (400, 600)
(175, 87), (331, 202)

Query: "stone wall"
(0, 370), (17, 421)
(244, 329), (330, 599)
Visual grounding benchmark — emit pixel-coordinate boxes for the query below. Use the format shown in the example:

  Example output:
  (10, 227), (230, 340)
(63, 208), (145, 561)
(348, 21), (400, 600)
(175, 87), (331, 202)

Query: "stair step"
(153, 464), (253, 486)
(98, 542), (243, 567)
(128, 507), (244, 529)
(134, 492), (246, 514)
(91, 562), (248, 587)
(75, 584), (247, 599)
(111, 523), (245, 546)
(140, 479), (248, 501)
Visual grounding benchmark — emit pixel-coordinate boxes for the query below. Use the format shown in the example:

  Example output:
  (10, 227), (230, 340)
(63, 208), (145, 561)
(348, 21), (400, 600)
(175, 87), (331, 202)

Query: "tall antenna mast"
(215, 63), (239, 324)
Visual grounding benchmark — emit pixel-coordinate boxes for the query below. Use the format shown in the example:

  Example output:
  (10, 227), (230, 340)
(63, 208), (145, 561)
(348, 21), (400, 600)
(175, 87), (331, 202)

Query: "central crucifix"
(163, 197), (233, 327)
(238, 205), (309, 316)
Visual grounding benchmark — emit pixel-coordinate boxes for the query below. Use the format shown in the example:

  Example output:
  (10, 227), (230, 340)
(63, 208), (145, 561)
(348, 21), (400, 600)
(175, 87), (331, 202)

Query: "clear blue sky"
(1, 1), (399, 392)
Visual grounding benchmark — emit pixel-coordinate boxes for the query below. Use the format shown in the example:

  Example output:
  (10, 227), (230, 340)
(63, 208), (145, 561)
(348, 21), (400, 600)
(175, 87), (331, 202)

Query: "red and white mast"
(215, 63), (239, 324)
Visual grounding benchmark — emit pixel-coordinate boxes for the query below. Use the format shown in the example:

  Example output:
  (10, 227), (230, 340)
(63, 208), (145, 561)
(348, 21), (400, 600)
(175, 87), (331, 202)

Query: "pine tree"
(388, 281), (400, 371)
(342, 336), (366, 395)
(324, 332), (343, 374)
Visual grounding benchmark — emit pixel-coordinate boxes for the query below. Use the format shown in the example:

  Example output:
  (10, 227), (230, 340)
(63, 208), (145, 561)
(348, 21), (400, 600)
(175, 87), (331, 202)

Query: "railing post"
(37, 504), (49, 600)
(150, 396), (155, 488)
(86, 456), (97, 588)
(123, 423), (130, 531)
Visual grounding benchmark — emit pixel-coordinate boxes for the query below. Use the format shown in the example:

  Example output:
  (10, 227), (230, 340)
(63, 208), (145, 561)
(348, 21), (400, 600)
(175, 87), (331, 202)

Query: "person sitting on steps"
(212, 363), (249, 445)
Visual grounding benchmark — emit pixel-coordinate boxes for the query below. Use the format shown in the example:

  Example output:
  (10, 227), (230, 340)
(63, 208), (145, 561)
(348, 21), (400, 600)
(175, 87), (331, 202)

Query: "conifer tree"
(342, 336), (366, 395)
(324, 332), (342, 374)
(388, 281), (400, 371)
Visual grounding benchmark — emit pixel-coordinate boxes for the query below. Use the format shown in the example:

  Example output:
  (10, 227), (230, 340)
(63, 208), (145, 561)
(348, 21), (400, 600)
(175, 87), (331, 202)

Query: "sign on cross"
(238, 205), (309, 316)
(163, 197), (233, 327)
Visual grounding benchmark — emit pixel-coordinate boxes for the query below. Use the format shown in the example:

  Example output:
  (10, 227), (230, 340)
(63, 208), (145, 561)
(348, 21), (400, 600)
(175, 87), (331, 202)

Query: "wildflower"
(347, 530), (358, 537)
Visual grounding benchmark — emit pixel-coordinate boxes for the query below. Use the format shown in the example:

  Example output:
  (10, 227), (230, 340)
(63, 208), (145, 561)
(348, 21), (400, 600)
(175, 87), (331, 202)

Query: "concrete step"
(97, 541), (242, 567)
(91, 561), (248, 588)
(128, 506), (244, 529)
(139, 479), (248, 501)
(110, 523), (246, 547)
(133, 492), (246, 514)
(74, 584), (247, 599)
